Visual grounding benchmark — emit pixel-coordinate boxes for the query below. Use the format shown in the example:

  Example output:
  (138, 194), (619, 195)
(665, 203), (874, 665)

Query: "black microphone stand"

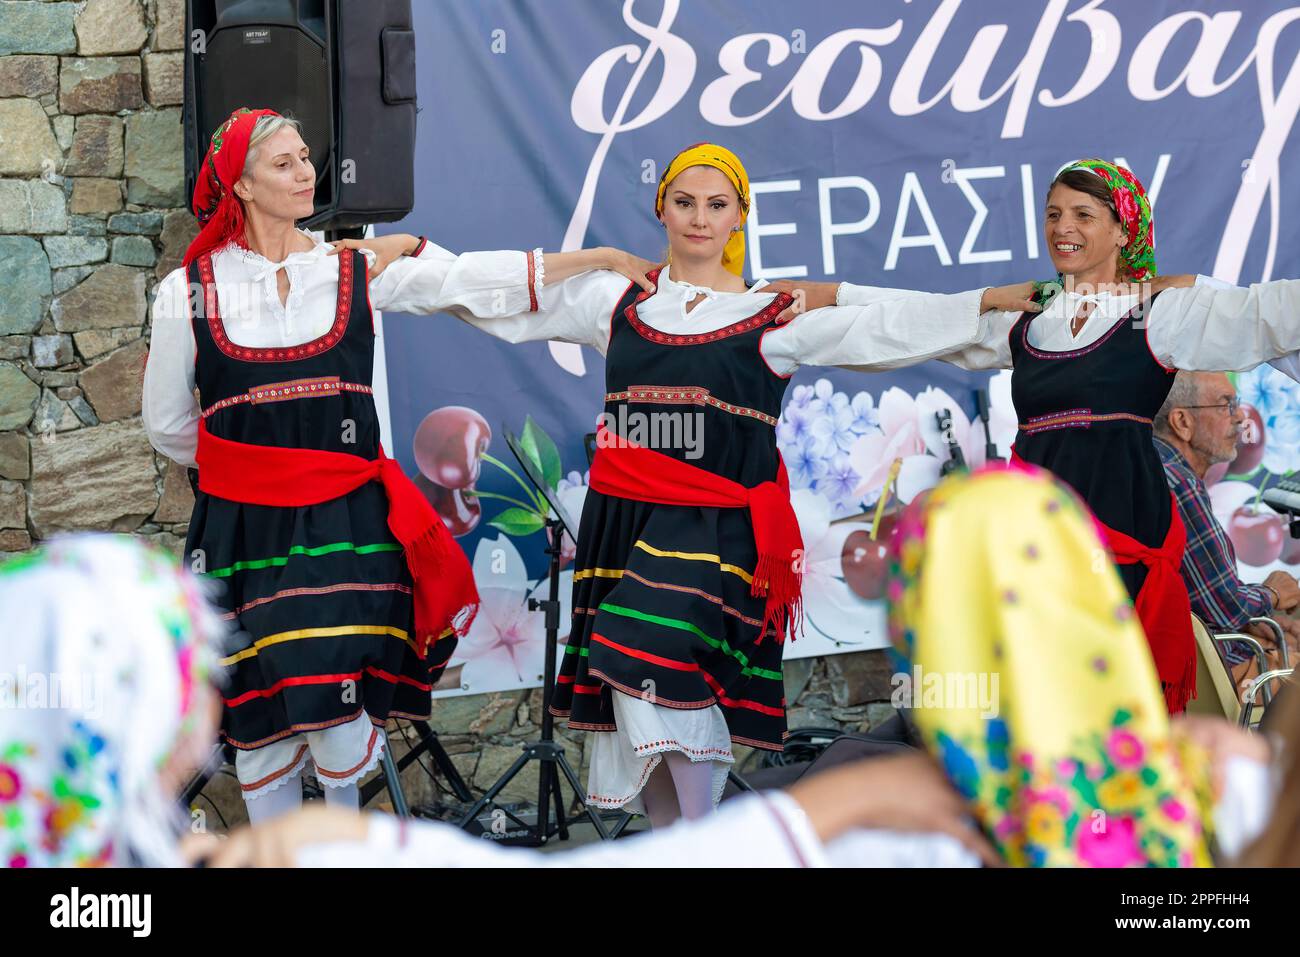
(975, 387), (1001, 463)
(455, 430), (613, 844)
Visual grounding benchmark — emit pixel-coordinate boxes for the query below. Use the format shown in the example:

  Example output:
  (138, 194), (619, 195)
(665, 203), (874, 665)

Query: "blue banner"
(376, 0), (1300, 695)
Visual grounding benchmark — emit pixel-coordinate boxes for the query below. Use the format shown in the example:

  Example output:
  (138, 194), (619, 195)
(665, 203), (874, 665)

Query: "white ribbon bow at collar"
(245, 244), (329, 285)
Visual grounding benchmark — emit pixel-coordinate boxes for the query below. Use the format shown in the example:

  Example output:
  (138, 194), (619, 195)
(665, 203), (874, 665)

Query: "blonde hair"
(242, 114), (304, 174)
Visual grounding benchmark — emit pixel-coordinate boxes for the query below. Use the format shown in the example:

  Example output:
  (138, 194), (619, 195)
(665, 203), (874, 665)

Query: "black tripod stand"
(456, 430), (611, 844)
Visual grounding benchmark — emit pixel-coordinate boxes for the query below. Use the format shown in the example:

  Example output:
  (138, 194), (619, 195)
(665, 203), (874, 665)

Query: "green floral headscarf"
(1057, 158), (1157, 282)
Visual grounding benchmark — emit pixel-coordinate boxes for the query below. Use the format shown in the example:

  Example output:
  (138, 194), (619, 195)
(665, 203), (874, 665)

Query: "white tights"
(638, 751), (716, 829)
(244, 774), (360, 823)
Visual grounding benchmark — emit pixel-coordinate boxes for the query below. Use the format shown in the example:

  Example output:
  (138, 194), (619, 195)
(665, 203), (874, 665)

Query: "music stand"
(455, 428), (613, 843)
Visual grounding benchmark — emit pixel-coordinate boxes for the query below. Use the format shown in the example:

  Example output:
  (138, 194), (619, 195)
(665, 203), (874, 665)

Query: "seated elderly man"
(1153, 371), (1300, 688)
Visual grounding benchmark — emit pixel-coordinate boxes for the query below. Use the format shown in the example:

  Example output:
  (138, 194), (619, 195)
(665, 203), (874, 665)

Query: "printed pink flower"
(1076, 815), (1146, 868)
(1112, 165), (1141, 189)
(1106, 729), (1145, 769)
(1160, 797), (1187, 822)
(1025, 786), (1072, 816)
(449, 535), (573, 693)
(1112, 189), (1140, 238)
(0, 765), (20, 802)
(848, 388), (926, 499)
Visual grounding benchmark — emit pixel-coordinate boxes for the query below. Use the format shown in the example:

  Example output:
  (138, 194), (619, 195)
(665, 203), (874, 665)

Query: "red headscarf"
(182, 107), (281, 269)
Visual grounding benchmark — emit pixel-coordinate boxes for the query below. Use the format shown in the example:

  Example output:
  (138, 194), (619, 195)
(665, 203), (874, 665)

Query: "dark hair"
(1046, 168), (1120, 223)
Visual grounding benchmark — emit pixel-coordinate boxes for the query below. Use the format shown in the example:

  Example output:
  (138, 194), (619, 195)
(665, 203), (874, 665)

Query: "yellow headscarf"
(887, 468), (1215, 867)
(655, 143), (749, 277)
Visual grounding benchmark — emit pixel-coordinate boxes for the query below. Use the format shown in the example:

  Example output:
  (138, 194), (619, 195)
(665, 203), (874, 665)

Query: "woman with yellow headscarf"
(451, 141), (1042, 826)
(884, 466), (1279, 869)
(889, 466), (1217, 866)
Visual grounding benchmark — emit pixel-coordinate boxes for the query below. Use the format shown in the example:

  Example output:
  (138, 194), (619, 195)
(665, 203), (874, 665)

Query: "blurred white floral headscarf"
(0, 535), (226, 867)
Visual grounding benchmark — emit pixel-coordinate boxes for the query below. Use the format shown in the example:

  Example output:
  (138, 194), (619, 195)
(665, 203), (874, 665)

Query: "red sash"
(195, 419), (478, 657)
(1101, 502), (1196, 714)
(1009, 449), (1195, 712)
(589, 426), (803, 643)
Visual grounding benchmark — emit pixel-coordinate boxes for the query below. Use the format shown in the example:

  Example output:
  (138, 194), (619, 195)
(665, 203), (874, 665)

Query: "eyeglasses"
(1181, 398), (1241, 415)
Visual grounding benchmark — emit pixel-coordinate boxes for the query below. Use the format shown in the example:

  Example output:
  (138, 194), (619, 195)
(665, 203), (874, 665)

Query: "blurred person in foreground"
(0, 535), (224, 867)
(884, 466), (1273, 866)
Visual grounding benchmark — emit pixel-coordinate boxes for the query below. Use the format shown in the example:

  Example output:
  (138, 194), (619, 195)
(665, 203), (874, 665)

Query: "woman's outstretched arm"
(330, 234), (655, 353)
(759, 281), (1041, 375)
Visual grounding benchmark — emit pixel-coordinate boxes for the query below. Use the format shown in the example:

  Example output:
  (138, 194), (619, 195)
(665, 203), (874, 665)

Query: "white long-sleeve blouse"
(142, 234), (540, 466)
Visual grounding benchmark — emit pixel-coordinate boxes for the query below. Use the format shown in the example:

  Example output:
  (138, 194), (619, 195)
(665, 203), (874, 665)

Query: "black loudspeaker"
(183, 0), (418, 231)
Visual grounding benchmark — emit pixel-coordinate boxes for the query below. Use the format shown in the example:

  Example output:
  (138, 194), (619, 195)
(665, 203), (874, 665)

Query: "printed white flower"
(849, 386), (987, 505)
(450, 534), (573, 693)
(985, 370), (1018, 460)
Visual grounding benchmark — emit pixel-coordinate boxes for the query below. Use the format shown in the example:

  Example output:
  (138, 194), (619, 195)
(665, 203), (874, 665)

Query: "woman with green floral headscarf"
(776, 158), (1300, 714)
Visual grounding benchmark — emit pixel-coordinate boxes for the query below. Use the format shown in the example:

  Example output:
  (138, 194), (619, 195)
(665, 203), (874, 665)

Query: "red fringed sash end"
(1162, 652), (1197, 715)
(746, 478), (805, 644)
(378, 458), (480, 660)
(751, 552), (804, 645)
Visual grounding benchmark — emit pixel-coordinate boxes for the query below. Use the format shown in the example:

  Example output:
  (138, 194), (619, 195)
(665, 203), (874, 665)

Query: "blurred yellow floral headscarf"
(887, 467), (1213, 867)
(655, 143), (749, 276)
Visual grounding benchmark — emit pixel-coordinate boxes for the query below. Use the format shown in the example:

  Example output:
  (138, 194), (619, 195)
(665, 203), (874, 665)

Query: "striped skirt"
(551, 489), (788, 752)
(186, 481), (456, 753)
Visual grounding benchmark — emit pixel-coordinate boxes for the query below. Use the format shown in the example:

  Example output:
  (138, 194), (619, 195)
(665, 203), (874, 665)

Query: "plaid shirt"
(1155, 436), (1271, 665)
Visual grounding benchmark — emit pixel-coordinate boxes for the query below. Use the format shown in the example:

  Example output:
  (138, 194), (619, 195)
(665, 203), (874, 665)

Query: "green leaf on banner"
(488, 507), (546, 537)
(521, 414), (562, 491)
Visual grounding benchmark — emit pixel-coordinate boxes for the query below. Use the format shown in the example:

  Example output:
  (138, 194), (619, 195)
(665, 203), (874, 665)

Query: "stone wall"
(0, 0), (901, 831)
(0, 0), (196, 555)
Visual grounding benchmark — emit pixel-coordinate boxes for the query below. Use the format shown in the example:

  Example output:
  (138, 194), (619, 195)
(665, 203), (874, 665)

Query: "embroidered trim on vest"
(1019, 409), (1154, 435)
(526, 249), (538, 313)
(605, 384), (779, 427)
(1017, 299), (1149, 361)
(198, 248), (353, 362)
(201, 376), (373, 418)
(622, 267), (794, 346)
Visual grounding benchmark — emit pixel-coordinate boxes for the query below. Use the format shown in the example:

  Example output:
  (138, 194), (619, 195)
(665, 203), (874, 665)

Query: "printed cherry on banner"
(427, 413), (583, 694)
(1210, 367), (1300, 568)
(411, 406), (491, 536)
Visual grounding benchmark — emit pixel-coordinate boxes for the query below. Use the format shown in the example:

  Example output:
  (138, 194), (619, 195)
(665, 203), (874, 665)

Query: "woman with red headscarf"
(776, 158), (1300, 715)
(143, 107), (653, 821)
